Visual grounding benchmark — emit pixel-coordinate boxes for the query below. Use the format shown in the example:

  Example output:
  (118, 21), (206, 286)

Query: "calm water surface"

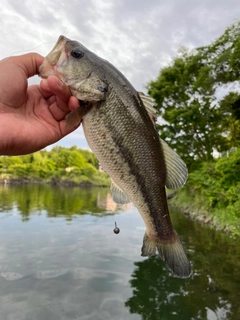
(0, 184), (239, 320)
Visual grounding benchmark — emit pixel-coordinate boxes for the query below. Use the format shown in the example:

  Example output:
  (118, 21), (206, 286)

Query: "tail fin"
(141, 231), (191, 278)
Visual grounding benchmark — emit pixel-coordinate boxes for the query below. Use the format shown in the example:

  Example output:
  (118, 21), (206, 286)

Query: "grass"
(170, 186), (240, 237)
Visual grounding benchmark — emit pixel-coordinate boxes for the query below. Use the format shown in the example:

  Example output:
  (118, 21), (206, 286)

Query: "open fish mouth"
(38, 36), (67, 79)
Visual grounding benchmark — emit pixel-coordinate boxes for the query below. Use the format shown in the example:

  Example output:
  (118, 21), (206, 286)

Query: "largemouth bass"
(39, 36), (191, 278)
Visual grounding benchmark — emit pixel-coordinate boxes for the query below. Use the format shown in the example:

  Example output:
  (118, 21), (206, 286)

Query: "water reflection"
(126, 258), (232, 320)
(0, 184), (239, 320)
(0, 184), (132, 221)
(126, 209), (240, 320)
(97, 192), (133, 212)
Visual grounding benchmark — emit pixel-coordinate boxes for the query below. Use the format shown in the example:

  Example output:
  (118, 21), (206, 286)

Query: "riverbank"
(169, 187), (240, 237)
(166, 149), (240, 237)
(0, 176), (110, 188)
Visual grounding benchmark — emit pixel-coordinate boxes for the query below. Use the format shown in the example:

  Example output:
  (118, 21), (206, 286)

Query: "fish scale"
(39, 35), (191, 278)
(83, 92), (163, 199)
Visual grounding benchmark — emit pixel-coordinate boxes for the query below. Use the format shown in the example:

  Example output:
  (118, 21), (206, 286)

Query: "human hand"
(0, 53), (80, 155)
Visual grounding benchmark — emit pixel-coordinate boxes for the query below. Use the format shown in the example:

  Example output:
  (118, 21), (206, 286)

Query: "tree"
(218, 92), (240, 148)
(148, 22), (240, 167)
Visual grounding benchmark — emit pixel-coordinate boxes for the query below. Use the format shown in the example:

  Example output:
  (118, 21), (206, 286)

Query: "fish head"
(39, 35), (108, 103)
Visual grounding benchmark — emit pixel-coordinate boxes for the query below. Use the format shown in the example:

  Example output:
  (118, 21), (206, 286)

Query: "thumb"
(11, 53), (44, 78)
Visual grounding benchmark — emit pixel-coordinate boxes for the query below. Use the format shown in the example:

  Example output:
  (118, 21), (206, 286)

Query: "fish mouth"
(38, 35), (68, 79)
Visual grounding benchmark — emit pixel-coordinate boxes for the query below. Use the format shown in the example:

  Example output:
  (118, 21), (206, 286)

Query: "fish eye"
(71, 48), (84, 59)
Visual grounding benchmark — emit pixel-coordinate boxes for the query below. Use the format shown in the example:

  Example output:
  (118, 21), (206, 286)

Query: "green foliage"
(148, 21), (240, 167)
(147, 21), (240, 234)
(176, 150), (240, 235)
(0, 147), (110, 187)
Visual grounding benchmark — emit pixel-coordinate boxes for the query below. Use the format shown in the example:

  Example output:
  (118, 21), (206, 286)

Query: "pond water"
(0, 184), (239, 320)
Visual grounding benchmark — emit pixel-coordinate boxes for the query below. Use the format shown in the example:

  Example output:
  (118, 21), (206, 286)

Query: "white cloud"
(1, 0), (240, 149)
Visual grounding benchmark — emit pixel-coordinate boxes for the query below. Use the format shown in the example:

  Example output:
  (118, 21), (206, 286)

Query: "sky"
(1, 0), (240, 150)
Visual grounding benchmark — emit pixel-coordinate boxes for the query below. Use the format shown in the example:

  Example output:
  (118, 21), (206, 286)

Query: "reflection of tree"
(0, 184), (133, 222)
(1, 185), (240, 319)
(125, 257), (234, 320)
(0, 184), (112, 221)
(125, 207), (240, 320)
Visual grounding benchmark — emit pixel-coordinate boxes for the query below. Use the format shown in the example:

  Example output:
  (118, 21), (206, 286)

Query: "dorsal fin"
(138, 92), (157, 123)
(138, 92), (188, 189)
(160, 139), (188, 189)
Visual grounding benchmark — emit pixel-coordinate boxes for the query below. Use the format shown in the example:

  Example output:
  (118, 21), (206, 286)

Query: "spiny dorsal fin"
(138, 92), (188, 189)
(138, 92), (157, 123)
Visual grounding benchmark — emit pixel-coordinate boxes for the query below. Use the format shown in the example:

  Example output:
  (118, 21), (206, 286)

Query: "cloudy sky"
(1, 0), (239, 150)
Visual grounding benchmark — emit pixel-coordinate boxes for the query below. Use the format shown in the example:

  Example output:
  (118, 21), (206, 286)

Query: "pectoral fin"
(110, 179), (132, 204)
(65, 106), (83, 128)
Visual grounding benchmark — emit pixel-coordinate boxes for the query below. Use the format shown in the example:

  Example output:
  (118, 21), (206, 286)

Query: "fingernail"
(42, 79), (48, 87)
(57, 79), (64, 88)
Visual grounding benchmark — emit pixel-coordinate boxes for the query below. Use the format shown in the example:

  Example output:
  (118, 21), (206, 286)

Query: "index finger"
(45, 75), (72, 101)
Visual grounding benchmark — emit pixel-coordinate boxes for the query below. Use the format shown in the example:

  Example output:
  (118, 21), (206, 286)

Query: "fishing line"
(88, 151), (120, 234)
(12, 22), (69, 57)
(9, 42), (55, 57)
(62, 23), (69, 37)
(88, 150), (109, 200)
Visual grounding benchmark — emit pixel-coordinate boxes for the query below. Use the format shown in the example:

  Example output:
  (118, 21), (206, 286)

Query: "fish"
(39, 35), (191, 278)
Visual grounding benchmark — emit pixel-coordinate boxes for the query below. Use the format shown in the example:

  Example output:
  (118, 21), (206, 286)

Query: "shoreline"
(1, 179), (237, 235)
(0, 177), (103, 188)
(168, 193), (236, 235)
